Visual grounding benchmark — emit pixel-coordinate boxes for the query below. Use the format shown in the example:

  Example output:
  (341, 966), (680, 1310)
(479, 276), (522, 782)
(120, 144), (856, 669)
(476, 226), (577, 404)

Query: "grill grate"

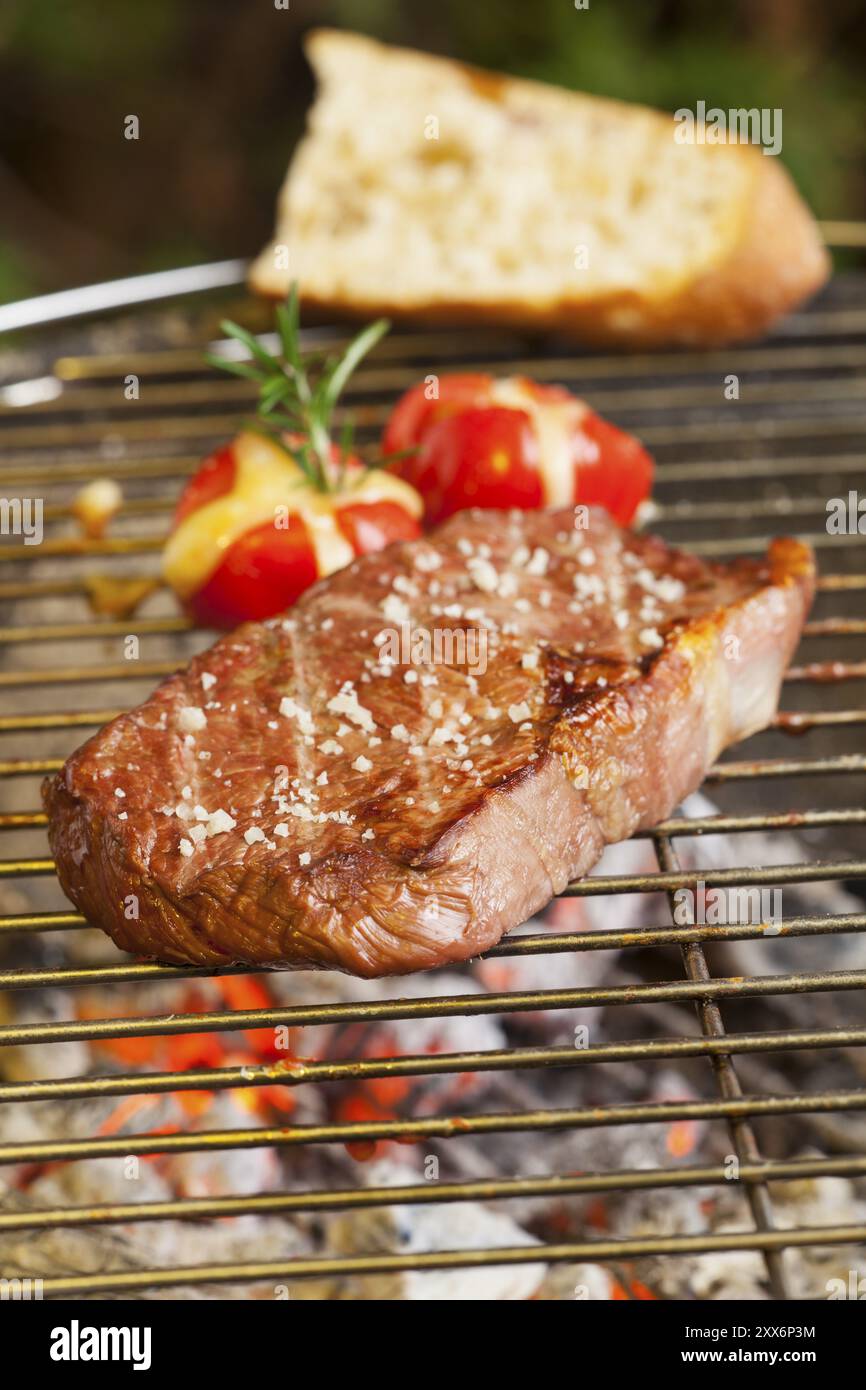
(1, 270), (866, 1300)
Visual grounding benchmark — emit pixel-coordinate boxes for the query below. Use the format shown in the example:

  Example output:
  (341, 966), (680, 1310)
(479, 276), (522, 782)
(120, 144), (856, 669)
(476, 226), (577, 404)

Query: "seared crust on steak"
(44, 508), (815, 976)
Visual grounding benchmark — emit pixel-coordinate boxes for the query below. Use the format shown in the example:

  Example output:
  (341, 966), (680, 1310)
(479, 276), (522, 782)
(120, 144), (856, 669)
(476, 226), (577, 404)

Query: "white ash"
(321, 1159), (545, 1301)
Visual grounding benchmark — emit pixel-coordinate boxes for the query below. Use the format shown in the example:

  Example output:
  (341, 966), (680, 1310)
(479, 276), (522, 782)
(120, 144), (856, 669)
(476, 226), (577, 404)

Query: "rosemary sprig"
(204, 283), (392, 493)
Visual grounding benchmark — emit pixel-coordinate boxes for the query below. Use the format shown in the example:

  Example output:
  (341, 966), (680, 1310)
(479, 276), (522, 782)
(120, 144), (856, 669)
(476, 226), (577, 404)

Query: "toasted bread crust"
(250, 30), (829, 347)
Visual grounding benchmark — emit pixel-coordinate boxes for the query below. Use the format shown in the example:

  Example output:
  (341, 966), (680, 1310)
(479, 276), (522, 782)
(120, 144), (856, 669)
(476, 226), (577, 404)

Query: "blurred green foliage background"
(0, 0), (863, 303)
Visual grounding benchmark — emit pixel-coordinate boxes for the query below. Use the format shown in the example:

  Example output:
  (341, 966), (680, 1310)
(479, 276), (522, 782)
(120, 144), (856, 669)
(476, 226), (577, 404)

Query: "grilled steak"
(45, 506), (815, 976)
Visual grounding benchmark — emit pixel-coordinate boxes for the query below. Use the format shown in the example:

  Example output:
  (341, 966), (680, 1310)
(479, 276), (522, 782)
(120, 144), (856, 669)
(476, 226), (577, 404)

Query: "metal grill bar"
(655, 456), (866, 483)
(44, 332), (866, 382)
(706, 754), (866, 777)
(3, 1154), (865, 1235)
(7, 366), (866, 418)
(0, 617), (191, 644)
(2, 409), (866, 453)
(2, 1026), (865, 1106)
(3, 1090), (866, 1167)
(786, 660), (866, 683)
(2, 970), (866, 1048)
(565, 861), (866, 894)
(8, 348), (866, 412)
(0, 661), (179, 689)
(31, 1225), (866, 1299)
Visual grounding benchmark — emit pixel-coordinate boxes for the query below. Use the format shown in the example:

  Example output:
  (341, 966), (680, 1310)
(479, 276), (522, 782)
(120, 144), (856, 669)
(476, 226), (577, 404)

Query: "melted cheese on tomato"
(163, 432), (423, 599)
(489, 378), (589, 506)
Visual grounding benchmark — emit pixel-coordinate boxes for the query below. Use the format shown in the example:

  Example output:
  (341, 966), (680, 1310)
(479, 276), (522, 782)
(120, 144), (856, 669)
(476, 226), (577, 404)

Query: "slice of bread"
(250, 29), (830, 347)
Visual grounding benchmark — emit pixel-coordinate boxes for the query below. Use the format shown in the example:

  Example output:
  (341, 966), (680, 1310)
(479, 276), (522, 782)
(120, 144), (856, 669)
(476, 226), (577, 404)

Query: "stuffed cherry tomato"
(164, 432), (423, 628)
(384, 374), (653, 526)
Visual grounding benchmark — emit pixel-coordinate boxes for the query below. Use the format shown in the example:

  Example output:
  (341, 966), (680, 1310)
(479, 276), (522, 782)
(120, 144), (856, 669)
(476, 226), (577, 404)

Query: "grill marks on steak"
(44, 507), (815, 975)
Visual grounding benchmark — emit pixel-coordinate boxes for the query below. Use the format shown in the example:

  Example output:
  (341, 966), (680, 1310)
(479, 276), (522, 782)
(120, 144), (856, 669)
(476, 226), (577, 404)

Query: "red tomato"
(166, 434), (423, 628)
(384, 374), (653, 526)
(576, 413), (655, 528)
(404, 407), (544, 524)
(335, 499), (422, 553)
(173, 446), (236, 527)
(385, 373), (493, 454)
(186, 514), (319, 628)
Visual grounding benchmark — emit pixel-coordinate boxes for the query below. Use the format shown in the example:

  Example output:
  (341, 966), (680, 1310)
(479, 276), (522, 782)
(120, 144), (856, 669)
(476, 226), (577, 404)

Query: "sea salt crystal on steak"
(206, 809), (236, 837)
(327, 685), (376, 733)
(429, 726), (456, 747)
(382, 593), (410, 623)
(413, 548), (442, 572)
(467, 557), (498, 593)
(178, 706), (207, 733)
(279, 697), (315, 734)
